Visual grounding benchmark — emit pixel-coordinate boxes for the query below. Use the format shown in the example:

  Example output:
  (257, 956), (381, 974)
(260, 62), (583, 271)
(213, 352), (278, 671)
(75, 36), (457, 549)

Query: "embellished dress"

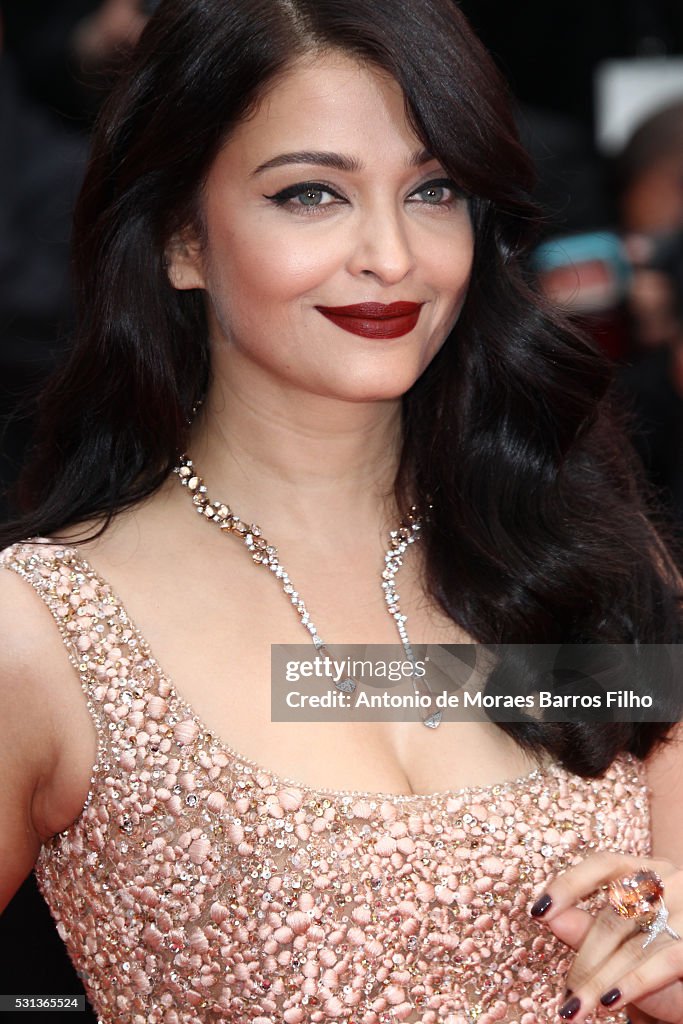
(2, 541), (652, 1024)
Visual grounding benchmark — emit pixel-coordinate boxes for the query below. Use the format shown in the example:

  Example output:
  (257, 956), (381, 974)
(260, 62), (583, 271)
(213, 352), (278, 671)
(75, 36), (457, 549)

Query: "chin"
(346, 359), (435, 400)
(315, 364), (425, 403)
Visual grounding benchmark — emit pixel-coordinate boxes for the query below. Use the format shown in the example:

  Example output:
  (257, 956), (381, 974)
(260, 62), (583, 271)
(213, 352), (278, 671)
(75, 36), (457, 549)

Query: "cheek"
(420, 234), (473, 353)
(207, 210), (342, 313)
(433, 233), (474, 309)
(425, 210), (474, 279)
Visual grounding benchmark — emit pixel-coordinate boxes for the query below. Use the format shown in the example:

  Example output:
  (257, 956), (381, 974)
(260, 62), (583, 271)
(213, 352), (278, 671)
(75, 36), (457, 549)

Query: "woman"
(1, 1), (682, 1022)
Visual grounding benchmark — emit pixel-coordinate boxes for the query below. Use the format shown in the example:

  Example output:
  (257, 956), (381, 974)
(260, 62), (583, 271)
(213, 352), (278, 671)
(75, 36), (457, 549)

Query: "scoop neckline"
(33, 540), (559, 804)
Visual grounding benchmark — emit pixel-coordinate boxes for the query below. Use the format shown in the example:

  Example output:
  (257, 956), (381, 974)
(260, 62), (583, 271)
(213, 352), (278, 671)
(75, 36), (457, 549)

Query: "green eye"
(298, 188), (325, 206)
(410, 177), (458, 205)
(418, 185), (447, 204)
(265, 182), (346, 210)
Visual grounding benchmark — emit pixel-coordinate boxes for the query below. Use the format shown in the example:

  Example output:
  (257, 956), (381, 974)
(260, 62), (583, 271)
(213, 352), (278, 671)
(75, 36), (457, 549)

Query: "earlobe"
(165, 234), (206, 291)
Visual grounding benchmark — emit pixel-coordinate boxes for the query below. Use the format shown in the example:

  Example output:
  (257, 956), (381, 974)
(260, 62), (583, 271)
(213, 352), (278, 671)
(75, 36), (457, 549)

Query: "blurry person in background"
(2, 0), (152, 130)
(616, 101), (683, 525)
(71, 0), (149, 68)
(533, 100), (683, 523)
(617, 100), (683, 353)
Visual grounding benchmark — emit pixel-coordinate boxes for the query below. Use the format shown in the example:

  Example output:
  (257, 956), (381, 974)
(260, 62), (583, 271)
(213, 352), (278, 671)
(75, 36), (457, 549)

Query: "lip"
(315, 301), (423, 339)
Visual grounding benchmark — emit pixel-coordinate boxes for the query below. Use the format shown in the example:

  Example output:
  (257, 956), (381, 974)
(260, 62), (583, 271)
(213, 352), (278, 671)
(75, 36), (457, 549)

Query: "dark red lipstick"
(316, 301), (423, 338)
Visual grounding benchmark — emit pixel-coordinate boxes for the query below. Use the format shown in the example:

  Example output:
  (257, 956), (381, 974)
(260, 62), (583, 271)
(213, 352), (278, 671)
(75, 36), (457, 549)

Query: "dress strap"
(0, 539), (161, 808)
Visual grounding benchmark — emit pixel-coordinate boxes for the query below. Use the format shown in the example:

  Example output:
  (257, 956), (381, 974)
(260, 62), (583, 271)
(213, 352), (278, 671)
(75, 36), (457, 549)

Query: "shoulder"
(0, 545), (66, 910)
(0, 541), (97, 840)
(0, 539), (85, 675)
(0, 540), (70, 687)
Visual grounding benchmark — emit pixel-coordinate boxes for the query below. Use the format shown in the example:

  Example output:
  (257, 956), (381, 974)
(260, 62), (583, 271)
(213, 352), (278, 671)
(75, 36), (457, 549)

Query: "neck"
(186, 375), (404, 544)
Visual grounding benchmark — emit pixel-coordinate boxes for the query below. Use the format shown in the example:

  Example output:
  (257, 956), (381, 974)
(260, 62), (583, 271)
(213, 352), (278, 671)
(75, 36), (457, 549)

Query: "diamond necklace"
(173, 455), (442, 729)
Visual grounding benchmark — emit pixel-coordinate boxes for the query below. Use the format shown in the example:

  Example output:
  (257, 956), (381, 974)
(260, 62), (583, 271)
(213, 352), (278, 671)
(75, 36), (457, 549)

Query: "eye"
(296, 186), (338, 208)
(409, 177), (460, 206)
(264, 182), (346, 213)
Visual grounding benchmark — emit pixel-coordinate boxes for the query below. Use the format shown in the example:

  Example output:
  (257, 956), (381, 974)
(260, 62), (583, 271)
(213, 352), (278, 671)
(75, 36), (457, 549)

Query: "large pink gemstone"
(608, 869), (663, 923)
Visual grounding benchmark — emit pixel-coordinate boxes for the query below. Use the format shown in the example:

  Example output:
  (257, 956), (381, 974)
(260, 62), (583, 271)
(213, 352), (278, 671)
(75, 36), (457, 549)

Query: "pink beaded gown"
(2, 541), (651, 1024)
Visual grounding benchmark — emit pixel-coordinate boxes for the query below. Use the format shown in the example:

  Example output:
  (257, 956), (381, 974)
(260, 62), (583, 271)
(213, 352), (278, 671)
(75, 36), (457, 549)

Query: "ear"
(165, 231), (206, 291)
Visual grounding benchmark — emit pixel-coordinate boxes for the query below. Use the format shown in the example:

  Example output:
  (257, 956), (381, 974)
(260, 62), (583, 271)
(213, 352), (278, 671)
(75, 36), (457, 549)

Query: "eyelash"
(263, 181), (345, 213)
(263, 177), (461, 215)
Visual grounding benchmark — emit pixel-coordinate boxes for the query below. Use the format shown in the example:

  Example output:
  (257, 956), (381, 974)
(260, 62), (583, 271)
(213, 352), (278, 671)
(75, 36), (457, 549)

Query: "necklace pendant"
(335, 677), (357, 695)
(422, 710), (443, 729)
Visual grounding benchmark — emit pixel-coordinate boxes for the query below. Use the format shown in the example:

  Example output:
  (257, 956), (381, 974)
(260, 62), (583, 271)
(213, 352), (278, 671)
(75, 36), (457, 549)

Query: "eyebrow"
(251, 147), (435, 176)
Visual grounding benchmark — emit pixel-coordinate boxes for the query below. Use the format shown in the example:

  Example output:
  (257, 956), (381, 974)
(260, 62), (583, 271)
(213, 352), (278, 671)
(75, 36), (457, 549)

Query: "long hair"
(4, 0), (682, 773)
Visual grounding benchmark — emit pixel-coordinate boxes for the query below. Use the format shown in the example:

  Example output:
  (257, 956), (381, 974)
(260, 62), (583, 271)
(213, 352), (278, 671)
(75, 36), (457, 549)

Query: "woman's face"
(170, 51), (474, 403)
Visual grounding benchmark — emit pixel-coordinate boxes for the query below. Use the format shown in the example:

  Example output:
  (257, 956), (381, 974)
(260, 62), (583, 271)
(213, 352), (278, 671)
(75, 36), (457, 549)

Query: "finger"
(543, 905), (594, 951)
(556, 931), (683, 1022)
(563, 905), (641, 992)
(529, 853), (674, 923)
(540, 904), (636, 1003)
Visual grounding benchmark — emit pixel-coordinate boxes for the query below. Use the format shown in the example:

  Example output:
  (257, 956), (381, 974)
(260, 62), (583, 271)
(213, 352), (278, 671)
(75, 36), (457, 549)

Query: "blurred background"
(1, 0), (683, 1019)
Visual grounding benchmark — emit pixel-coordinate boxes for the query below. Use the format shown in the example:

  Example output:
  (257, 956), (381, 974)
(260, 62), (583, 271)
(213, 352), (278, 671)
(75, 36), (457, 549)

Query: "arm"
(630, 727), (683, 1024)
(0, 570), (61, 915)
(526, 724), (683, 1024)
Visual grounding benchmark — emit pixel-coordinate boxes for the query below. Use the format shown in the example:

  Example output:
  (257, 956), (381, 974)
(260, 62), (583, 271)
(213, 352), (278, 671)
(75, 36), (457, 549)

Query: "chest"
(35, 730), (649, 1024)
(76, 538), (540, 797)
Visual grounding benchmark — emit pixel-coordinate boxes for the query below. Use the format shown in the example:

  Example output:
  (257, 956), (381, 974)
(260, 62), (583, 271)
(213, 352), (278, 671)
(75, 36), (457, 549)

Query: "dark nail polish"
(600, 989), (621, 1007)
(559, 996), (581, 1020)
(530, 893), (552, 917)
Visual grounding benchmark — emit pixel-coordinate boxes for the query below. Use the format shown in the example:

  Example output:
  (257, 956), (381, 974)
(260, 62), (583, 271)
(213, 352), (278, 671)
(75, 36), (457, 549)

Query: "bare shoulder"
(644, 724), (683, 864)
(0, 558), (97, 913)
(0, 562), (64, 786)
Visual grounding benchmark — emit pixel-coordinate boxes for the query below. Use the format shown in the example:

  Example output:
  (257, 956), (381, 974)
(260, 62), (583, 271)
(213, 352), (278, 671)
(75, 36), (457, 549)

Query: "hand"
(529, 851), (683, 1022)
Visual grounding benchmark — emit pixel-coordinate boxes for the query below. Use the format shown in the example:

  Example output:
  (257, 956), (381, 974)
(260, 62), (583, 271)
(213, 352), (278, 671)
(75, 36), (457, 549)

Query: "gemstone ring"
(607, 869), (681, 948)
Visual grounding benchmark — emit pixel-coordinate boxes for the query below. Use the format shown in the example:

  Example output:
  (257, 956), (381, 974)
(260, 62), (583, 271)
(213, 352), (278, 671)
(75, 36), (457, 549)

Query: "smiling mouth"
(315, 302), (423, 339)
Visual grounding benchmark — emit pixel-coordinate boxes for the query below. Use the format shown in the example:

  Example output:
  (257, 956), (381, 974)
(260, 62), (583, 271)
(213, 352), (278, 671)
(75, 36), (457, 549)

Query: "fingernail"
(530, 893), (552, 917)
(600, 989), (621, 1007)
(559, 996), (581, 1019)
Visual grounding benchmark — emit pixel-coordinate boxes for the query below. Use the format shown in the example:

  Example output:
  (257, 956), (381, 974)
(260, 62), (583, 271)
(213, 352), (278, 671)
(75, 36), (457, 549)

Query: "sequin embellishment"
(1, 542), (650, 1024)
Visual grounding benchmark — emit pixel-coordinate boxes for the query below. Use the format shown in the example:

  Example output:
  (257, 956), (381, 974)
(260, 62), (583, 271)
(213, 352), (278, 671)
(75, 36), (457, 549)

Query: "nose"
(346, 200), (416, 285)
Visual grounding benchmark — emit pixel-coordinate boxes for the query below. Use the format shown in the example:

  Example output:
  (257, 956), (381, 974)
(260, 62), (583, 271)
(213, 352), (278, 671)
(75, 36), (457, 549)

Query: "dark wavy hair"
(3, 0), (682, 774)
